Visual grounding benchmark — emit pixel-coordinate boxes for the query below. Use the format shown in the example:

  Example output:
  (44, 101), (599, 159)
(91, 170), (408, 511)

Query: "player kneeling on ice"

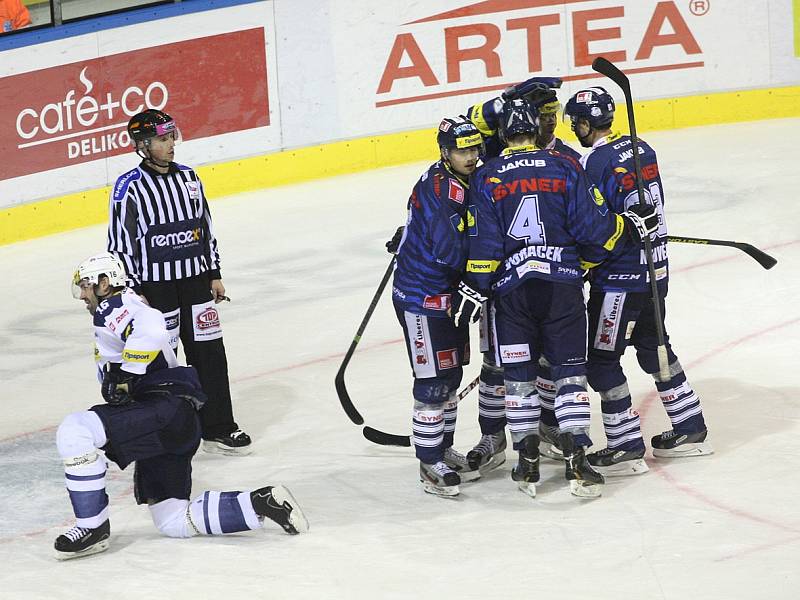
(54, 253), (308, 560)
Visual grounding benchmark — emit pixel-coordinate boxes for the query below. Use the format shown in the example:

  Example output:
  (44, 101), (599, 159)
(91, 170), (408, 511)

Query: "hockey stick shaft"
(335, 257), (396, 425)
(592, 57), (671, 381)
(362, 375), (481, 447)
(667, 236), (777, 270)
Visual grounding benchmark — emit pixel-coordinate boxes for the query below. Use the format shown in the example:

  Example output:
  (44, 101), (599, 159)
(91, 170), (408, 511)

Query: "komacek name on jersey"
(505, 245), (564, 269)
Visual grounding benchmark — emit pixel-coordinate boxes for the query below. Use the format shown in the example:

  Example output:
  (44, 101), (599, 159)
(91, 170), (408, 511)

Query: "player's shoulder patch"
(112, 168), (141, 203)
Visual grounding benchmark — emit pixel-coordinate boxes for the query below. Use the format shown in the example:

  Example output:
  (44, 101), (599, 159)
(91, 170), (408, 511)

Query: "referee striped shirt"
(107, 162), (221, 287)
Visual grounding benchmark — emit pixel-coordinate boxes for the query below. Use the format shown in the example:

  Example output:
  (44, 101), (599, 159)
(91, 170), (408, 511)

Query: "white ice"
(1, 119), (799, 599)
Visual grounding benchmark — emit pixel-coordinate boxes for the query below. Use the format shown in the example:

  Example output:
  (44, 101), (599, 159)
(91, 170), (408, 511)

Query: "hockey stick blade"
(363, 426), (411, 447)
(360, 376), (481, 448)
(667, 236), (777, 270)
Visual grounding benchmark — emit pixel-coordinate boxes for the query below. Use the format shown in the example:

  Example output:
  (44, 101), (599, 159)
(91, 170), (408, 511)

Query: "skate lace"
(444, 447), (467, 463)
(230, 429), (247, 440)
(659, 430), (678, 440)
(428, 461), (455, 477)
(63, 526), (90, 542)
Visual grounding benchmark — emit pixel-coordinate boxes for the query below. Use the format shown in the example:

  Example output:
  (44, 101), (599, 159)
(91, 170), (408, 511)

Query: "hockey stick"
(592, 56), (671, 381)
(667, 236), (777, 270)
(362, 375), (481, 447)
(335, 257), (396, 425)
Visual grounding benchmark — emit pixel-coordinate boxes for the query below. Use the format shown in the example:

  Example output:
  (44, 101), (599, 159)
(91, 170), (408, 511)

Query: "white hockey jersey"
(92, 288), (177, 381)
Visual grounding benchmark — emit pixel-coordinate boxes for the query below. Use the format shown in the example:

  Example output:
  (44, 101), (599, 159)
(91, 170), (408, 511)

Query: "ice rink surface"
(1, 119), (799, 599)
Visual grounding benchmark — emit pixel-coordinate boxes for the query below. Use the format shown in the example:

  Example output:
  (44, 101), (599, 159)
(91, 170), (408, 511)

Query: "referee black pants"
(141, 273), (239, 439)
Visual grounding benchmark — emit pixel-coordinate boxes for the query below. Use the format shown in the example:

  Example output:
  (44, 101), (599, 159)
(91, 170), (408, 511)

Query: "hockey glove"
(501, 77), (562, 102)
(385, 226), (405, 254)
(451, 282), (487, 328)
(101, 364), (139, 406)
(621, 203), (659, 243)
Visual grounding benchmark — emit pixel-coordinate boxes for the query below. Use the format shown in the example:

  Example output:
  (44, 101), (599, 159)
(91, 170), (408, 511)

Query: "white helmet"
(71, 253), (127, 299)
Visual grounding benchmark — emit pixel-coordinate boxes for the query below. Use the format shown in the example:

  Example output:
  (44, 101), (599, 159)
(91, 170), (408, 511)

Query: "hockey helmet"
(564, 87), (615, 129)
(72, 253), (127, 299)
(127, 109), (179, 143)
(530, 88), (561, 116)
(498, 98), (538, 144)
(437, 117), (483, 151)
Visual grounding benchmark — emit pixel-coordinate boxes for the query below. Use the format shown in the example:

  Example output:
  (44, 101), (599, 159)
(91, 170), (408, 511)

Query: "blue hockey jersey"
(466, 145), (626, 296)
(393, 161), (471, 316)
(580, 133), (668, 292)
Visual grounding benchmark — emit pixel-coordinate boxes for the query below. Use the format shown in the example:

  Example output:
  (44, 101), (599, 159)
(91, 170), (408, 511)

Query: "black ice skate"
(538, 423), (563, 460)
(651, 429), (713, 458)
(511, 434), (540, 498)
(587, 446), (649, 477)
(559, 432), (604, 499)
(54, 519), (110, 560)
(443, 446), (481, 482)
(466, 430), (507, 473)
(420, 461), (461, 497)
(251, 485), (309, 534)
(202, 428), (253, 456)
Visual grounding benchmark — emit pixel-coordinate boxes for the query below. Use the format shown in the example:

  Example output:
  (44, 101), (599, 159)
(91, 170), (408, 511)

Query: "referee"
(106, 109), (252, 456)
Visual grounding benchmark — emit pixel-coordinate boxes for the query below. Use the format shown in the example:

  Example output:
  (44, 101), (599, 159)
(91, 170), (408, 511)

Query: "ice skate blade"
(539, 443), (562, 461)
(517, 481), (537, 498)
(593, 458), (649, 477)
(422, 481), (460, 497)
(569, 480), (602, 498)
(269, 485), (309, 534)
(477, 453), (506, 475)
(202, 440), (253, 456)
(54, 539), (110, 561)
(653, 442), (714, 458)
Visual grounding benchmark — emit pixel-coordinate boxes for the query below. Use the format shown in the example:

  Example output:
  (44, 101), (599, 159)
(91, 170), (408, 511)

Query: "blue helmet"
(564, 87), (615, 129)
(437, 116), (483, 150)
(499, 98), (538, 144)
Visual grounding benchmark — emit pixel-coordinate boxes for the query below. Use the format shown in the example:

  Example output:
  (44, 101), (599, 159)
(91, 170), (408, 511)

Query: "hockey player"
(392, 117), (487, 497)
(107, 109), (251, 455)
(563, 87), (713, 476)
(54, 253), (308, 560)
(465, 99), (659, 498)
(466, 76), (580, 160)
(464, 80), (581, 469)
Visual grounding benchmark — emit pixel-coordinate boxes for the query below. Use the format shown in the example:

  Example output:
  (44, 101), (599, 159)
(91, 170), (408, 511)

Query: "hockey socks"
(504, 380), (540, 449)
(412, 402), (445, 464)
(653, 365), (707, 433)
(187, 491), (262, 535)
(598, 382), (645, 451)
(63, 451), (109, 529)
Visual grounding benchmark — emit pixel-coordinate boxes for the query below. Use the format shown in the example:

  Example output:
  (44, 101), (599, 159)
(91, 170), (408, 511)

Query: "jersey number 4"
(507, 195), (546, 244)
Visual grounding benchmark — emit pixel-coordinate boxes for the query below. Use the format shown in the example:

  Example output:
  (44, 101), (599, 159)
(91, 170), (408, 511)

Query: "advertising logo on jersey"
(436, 348), (458, 370)
(375, 1), (704, 109)
(1, 28), (269, 181)
(499, 343), (531, 363)
(192, 302), (223, 341)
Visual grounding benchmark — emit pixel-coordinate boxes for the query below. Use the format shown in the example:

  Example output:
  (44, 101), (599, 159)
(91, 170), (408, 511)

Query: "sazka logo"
(376, 0), (704, 108)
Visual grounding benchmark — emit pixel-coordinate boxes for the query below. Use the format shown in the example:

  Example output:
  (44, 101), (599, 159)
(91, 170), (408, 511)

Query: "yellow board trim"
(3, 85), (800, 246)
